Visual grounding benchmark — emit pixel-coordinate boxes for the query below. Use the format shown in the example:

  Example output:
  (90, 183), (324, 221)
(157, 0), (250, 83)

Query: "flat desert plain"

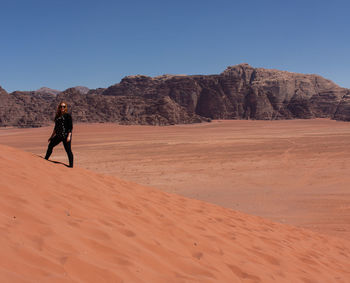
(1, 119), (350, 238)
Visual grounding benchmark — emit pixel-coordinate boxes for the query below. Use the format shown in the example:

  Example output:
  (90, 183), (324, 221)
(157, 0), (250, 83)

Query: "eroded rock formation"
(1, 64), (349, 127)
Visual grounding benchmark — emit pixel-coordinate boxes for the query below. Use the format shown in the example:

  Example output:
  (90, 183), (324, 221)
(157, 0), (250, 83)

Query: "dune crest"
(0, 144), (349, 282)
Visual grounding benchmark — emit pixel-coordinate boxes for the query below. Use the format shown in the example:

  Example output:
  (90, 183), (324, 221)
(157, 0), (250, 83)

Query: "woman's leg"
(63, 139), (74, 168)
(45, 136), (61, 160)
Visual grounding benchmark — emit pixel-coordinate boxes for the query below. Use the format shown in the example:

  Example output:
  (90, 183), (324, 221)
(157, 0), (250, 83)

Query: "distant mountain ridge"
(35, 87), (61, 96)
(1, 64), (350, 127)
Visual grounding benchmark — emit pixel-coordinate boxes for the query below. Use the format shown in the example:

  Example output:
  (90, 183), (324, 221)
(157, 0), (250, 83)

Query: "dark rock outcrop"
(333, 89), (350, 121)
(1, 64), (349, 127)
(56, 87), (204, 125)
(0, 88), (54, 127)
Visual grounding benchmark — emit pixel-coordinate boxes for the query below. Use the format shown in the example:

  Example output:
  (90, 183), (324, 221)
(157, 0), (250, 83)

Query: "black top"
(55, 113), (73, 139)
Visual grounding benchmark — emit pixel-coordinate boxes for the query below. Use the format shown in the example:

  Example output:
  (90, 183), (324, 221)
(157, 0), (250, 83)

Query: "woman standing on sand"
(44, 102), (74, 168)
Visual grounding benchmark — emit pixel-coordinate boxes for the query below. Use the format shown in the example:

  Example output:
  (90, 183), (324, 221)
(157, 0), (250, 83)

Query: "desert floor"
(1, 119), (350, 239)
(2, 144), (350, 282)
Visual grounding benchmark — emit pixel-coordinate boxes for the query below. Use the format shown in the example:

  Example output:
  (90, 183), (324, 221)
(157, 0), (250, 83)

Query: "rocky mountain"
(72, 86), (90, 95)
(0, 88), (53, 127)
(35, 87), (61, 96)
(56, 87), (205, 125)
(333, 89), (350, 121)
(1, 64), (350, 127)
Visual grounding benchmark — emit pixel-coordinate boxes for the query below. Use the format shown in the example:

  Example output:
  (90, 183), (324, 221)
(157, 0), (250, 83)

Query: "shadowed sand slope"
(0, 145), (349, 282)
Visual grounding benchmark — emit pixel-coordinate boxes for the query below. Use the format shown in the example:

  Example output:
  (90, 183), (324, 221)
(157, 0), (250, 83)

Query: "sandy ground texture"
(1, 119), (350, 240)
(0, 144), (350, 282)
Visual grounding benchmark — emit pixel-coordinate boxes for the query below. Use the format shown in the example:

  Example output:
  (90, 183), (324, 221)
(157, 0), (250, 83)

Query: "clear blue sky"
(1, 0), (349, 92)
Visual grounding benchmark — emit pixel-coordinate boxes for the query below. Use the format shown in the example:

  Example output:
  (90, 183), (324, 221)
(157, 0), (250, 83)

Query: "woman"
(45, 102), (74, 168)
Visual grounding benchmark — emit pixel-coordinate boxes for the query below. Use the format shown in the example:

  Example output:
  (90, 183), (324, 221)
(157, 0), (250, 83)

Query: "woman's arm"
(66, 114), (73, 142)
(67, 132), (72, 142)
(48, 129), (56, 142)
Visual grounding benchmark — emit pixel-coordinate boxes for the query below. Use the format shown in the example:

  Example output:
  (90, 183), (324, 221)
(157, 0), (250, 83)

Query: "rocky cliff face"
(0, 88), (55, 127)
(217, 64), (347, 120)
(333, 89), (350, 121)
(57, 86), (205, 125)
(101, 64), (349, 120)
(1, 64), (349, 127)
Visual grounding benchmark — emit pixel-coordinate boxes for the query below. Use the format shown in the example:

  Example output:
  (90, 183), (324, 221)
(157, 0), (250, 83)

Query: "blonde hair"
(55, 102), (68, 121)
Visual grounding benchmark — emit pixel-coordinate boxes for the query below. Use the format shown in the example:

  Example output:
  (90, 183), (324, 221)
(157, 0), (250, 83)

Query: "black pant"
(45, 135), (74, 167)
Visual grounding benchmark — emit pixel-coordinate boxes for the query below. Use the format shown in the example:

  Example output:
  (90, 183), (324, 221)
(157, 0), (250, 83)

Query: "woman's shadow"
(37, 155), (71, 167)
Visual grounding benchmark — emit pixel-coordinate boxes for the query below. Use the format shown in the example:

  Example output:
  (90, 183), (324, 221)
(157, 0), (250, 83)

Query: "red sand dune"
(1, 119), (350, 239)
(0, 144), (350, 282)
